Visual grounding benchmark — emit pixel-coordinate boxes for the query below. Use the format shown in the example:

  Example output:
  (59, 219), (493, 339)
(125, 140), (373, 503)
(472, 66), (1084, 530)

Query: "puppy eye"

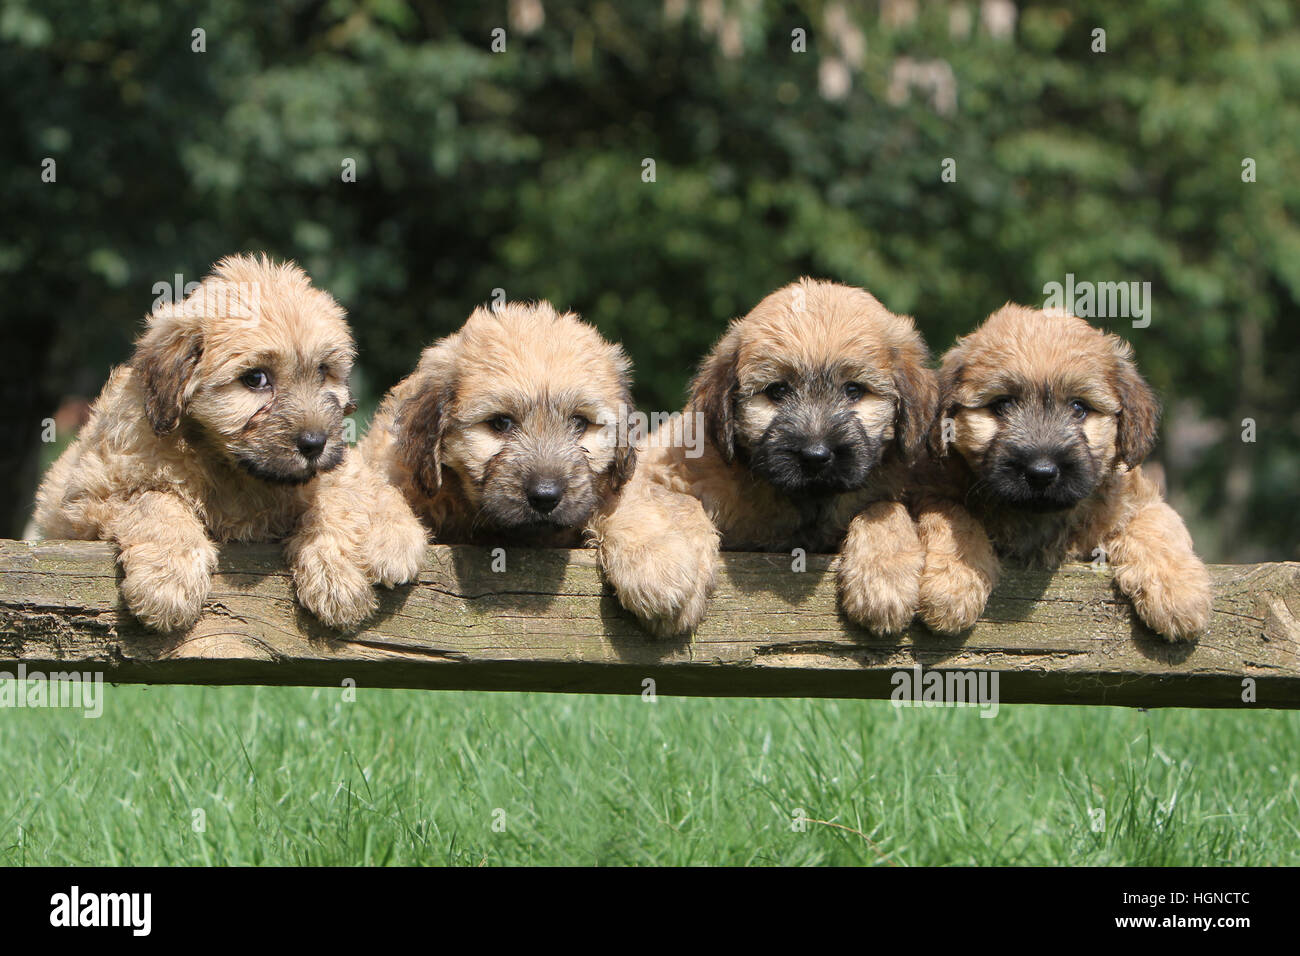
(241, 369), (271, 391)
(487, 415), (514, 434)
(1069, 399), (1090, 420)
(988, 396), (1014, 417)
(843, 382), (866, 401)
(765, 382), (791, 402)
(318, 363), (331, 380)
(570, 415), (591, 434)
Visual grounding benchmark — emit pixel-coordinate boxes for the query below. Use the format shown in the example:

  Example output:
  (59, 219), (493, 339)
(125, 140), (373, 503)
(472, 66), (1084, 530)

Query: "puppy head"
(933, 304), (1160, 512)
(132, 254), (356, 484)
(396, 302), (635, 534)
(689, 278), (935, 496)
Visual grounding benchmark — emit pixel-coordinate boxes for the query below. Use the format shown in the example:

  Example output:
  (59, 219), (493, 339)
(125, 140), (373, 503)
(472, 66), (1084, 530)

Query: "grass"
(0, 684), (1296, 866)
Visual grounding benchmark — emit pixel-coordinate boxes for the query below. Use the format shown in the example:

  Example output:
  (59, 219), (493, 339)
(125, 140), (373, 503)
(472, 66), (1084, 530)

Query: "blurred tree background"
(2, 0), (1296, 559)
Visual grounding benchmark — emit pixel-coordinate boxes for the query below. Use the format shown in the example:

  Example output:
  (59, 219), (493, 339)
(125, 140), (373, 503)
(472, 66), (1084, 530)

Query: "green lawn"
(1, 684), (1296, 866)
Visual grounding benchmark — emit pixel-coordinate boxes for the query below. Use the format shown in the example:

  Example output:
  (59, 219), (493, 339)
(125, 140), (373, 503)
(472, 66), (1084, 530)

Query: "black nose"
(1022, 457), (1060, 489)
(296, 431), (327, 460)
(799, 444), (834, 468)
(526, 477), (565, 514)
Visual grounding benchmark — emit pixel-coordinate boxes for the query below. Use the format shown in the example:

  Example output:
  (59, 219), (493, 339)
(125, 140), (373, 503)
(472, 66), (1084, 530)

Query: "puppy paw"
(365, 507), (427, 588)
(600, 534), (718, 638)
(1123, 562), (1212, 642)
(292, 538), (377, 630)
(917, 559), (994, 635)
(118, 539), (218, 632)
(836, 547), (923, 635)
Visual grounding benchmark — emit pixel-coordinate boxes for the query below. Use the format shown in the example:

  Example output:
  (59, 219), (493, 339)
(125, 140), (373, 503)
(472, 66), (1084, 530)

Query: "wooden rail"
(0, 540), (1296, 709)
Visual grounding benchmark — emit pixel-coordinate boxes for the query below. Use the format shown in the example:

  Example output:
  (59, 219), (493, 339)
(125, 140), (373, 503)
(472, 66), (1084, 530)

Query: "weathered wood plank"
(0, 539), (1296, 709)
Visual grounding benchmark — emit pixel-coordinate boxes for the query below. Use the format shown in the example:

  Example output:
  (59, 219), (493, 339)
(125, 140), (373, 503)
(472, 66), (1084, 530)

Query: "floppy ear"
(892, 347), (939, 466)
(609, 391), (639, 492)
(396, 377), (454, 498)
(395, 337), (462, 497)
(1112, 340), (1161, 467)
(688, 328), (741, 463)
(132, 307), (203, 435)
(927, 356), (964, 460)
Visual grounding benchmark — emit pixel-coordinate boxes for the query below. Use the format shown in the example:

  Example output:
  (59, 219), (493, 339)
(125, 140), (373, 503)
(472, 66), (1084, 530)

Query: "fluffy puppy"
(360, 301), (637, 548)
(915, 304), (1211, 641)
(597, 278), (938, 636)
(35, 254), (426, 631)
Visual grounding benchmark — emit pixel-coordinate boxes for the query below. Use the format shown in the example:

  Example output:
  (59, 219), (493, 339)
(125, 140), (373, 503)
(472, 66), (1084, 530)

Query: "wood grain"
(0, 539), (1296, 709)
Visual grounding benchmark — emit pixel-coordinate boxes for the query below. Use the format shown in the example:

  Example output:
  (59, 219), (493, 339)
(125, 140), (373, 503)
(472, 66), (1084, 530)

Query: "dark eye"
(1069, 399), (1089, 420)
(570, 415), (591, 434)
(988, 396), (1014, 417)
(318, 363), (330, 380)
(488, 415), (514, 434)
(843, 382), (866, 401)
(765, 382), (791, 402)
(241, 369), (271, 390)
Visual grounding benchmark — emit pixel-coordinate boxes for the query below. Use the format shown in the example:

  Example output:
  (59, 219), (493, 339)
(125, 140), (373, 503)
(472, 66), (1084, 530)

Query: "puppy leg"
(1106, 501), (1212, 642)
(105, 491), (218, 632)
(836, 500), (924, 634)
(914, 497), (999, 634)
(348, 460), (426, 587)
(593, 481), (720, 638)
(287, 466), (378, 630)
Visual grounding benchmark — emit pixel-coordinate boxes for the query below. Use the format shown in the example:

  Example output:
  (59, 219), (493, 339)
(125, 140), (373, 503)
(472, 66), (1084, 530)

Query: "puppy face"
(934, 304), (1159, 512)
(691, 278), (935, 496)
(133, 255), (356, 485)
(397, 302), (635, 535)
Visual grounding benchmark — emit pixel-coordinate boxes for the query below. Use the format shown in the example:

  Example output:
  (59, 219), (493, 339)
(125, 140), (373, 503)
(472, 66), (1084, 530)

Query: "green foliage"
(2, 0), (1296, 557)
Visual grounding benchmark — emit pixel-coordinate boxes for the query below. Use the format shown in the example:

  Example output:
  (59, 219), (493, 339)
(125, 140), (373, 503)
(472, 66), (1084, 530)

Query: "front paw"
(119, 540), (217, 632)
(600, 534), (718, 638)
(917, 559), (994, 635)
(292, 538), (377, 630)
(836, 547), (923, 635)
(365, 505), (427, 588)
(1122, 562), (1212, 642)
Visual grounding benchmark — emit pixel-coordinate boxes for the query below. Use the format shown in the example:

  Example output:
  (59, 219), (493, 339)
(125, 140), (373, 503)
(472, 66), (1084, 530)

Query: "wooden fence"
(1, 539), (1296, 709)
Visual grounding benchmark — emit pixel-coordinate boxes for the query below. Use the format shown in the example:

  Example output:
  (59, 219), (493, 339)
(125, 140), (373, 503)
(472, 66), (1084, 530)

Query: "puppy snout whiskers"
(526, 476), (565, 514)
(296, 430), (328, 460)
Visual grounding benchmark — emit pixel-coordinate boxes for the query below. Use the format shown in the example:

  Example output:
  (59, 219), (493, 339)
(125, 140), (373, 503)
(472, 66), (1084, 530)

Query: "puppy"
(360, 301), (637, 547)
(597, 278), (938, 636)
(915, 303), (1211, 641)
(35, 254), (426, 631)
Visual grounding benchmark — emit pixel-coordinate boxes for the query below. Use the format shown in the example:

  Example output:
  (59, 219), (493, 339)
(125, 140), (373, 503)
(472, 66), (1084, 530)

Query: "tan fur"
(916, 304), (1211, 641)
(361, 301), (637, 548)
(35, 255), (425, 631)
(599, 278), (937, 636)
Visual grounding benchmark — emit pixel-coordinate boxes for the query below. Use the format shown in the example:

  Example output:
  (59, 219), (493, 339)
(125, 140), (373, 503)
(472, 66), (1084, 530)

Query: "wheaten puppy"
(915, 304), (1211, 641)
(597, 278), (938, 636)
(360, 301), (636, 548)
(35, 255), (426, 631)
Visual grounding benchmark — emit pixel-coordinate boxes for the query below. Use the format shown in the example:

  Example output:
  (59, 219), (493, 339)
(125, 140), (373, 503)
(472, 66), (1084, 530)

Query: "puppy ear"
(1113, 339), (1161, 467)
(609, 406), (639, 494)
(928, 359), (963, 460)
(132, 307), (203, 435)
(689, 327), (741, 463)
(892, 347), (939, 465)
(395, 337), (462, 497)
(396, 378), (453, 498)
(606, 382), (639, 491)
